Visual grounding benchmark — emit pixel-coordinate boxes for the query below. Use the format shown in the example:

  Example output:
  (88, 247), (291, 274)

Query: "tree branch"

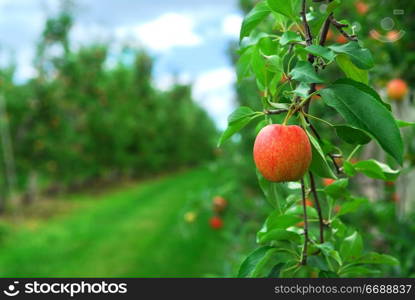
(329, 15), (357, 41)
(264, 108), (289, 115)
(309, 172), (324, 243)
(300, 0), (314, 63)
(301, 178), (308, 265)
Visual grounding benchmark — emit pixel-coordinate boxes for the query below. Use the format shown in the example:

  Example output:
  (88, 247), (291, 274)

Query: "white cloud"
(222, 14), (242, 37)
(116, 13), (203, 52)
(192, 67), (236, 129)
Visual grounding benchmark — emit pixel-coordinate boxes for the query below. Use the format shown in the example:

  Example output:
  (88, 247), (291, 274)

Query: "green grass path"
(0, 167), (229, 277)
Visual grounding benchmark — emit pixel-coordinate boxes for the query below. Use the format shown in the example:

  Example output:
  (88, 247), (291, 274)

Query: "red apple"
(209, 216), (223, 230)
(387, 78), (408, 101)
(253, 125), (311, 182)
(336, 35), (348, 44)
(213, 196), (228, 213)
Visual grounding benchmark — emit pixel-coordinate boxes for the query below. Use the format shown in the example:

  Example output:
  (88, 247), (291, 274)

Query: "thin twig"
(300, 0), (314, 63)
(301, 178), (308, 265)
(309, 172), (324, 243)
(329, 15), (357, 41)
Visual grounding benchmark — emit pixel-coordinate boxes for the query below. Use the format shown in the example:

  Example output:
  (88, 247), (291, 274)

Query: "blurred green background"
(0, 0), (414, 277)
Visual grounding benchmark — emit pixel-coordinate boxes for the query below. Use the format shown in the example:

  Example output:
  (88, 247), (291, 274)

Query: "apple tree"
(219, 0), (405, 277)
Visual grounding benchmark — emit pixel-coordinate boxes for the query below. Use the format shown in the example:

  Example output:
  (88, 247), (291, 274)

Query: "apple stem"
(300, 178), (308, 265)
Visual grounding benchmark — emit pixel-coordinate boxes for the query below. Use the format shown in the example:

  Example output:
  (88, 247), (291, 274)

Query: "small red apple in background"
(387, 78), (408, 101)
(253, 125), (312, 182)
(336, 35), (348, 44)
(391, 193), (400, 203)
(355, 1), (369, 15)
(334, 205), (341, 214)
(387, 30), (400, 42)
(213, 196), (228, 213)
(323, 178), (335, 186)
(305, 198), (313, 207)
(312, 84), (325, 100)
(209, 216), (223, 230)
(326, 29), (334, 41)
(296, 221), (305, 227)
(385, 181), (395, 187)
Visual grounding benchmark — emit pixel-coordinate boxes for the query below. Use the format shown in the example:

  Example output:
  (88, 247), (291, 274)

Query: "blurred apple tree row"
(0, 9), (217, 208)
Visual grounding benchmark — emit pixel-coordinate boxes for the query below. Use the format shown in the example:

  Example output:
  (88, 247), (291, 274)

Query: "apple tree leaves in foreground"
(219, 0), (405, 277)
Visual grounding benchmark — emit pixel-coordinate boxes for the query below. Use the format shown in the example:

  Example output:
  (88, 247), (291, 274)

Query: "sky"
(0, 0), (243, 129)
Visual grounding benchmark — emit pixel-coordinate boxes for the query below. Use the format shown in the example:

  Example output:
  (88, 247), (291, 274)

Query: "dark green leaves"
(334, 124), (371, 145)
(257, 171), (287, 211)
(238, 246), (276, 277)
(289, 61), (324, 84)
(307, 132), (337, 179)
(267, 0), (301, 20)
(343, 159), (400, 181)
(237, 47), (254, 81)
(240, 1), (271, 41)
(356, 252), (399, 266)
(304, 45), (336, 61)
(320, 79), (403, 165)
(218, 107), (263, 147)
(279, 31), (302, 46)
(329, 42), (374, 69)
(340, 231), (363, 262)
(336, 54), (369, 84)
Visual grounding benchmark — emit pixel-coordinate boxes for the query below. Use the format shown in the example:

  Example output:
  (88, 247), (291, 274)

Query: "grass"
(0, 166), (233, 277)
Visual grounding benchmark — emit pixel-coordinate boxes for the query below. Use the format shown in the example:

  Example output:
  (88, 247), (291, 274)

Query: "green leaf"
(314, 242), (342, 266)
(304, 45), (336, 61)
(306, 131), (337, 179)
(340, 231), (363, 262)
(329, 42), (374, 69)
(252, 45), (268, 89)
(240, 1), (271, 41)
(228, 106), (255, 124)
(237, 46), (254, 81)
(320, 79), (403, 165)
(267, 0), (301, 20)
(256, 171), (287, 210)
(218, 107), (263, 147)
(293, 82), (310, 98)
(289, 61), (325, 84)
(319, 270), (339, 278)
(336, 197), (368, 217)
(255, 119), (269, 135)
(258, 229), (301, 244)
(356, 252), (399, 266)
(264, 55), (283, 73)
(308, 256), (329, 271)
(345, 159), (400, 181)
(259, 212), (301, 233)
(334, 78), (391, 111)
(285, 205), (319, 219)
(334, 124), (371, 145)
(340, 266), (381, 277)
(279, 31), (302, 46)
(238, 246), (276, 277)
(336, 54), (369, 84)
(324, 178), (349, 197)
(396, 119), (415, 128)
